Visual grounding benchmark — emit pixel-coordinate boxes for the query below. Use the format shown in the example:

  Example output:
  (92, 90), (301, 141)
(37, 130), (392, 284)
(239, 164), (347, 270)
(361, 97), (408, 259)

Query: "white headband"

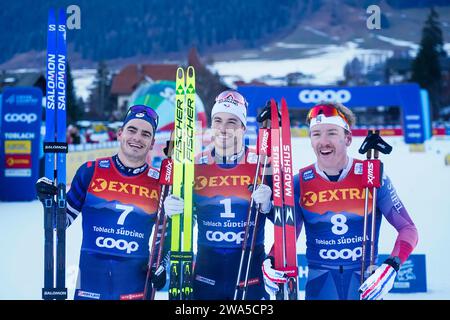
(309, 114), (350, 131)
(211, 101), (247, 127)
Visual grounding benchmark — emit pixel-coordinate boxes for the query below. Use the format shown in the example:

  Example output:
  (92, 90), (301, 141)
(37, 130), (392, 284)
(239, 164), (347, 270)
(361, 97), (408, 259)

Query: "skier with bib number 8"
(262, 102), (418, 300)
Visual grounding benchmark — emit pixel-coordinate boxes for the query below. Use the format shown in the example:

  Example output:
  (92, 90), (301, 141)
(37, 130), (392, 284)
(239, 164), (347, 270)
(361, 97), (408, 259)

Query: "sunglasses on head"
(215, 90), (248, 108)
(126, 105), (159, 127)
(307, 104), (349, 125)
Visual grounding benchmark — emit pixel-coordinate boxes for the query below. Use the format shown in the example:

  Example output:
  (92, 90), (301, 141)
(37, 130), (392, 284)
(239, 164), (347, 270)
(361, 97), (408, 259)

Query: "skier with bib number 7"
(36, 105), (177, 300)
(262, 102), (418, 300)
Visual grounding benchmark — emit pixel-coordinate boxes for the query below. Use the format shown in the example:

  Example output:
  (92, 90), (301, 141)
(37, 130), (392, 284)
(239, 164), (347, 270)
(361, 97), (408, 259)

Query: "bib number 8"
(331, 214), (348, 235)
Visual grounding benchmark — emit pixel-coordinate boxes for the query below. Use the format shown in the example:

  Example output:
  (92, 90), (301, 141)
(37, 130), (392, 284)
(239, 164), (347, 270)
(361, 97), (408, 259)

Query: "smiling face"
(310, 123), (352, 175)
(211, 112), (245, 155)
(117, 118), (155, 166)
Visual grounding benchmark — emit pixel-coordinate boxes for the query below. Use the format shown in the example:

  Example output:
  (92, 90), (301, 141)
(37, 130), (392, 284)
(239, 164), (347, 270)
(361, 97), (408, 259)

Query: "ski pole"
(359, 130), (392, 284)
(234, 103), (271, 300)
(144, 138), (175, 300)
(242, 153), (270, 300)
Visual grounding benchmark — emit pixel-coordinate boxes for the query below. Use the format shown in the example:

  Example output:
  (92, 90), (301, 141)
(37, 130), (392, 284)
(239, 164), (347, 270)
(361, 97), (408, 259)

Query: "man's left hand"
(359, 258), (400, 300)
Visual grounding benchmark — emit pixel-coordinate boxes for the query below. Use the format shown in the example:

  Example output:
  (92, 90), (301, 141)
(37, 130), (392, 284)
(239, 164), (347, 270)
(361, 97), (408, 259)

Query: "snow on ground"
(375, 35), (419, 50)
(211, 42), (391, 85)
(0, 136), (449, 300)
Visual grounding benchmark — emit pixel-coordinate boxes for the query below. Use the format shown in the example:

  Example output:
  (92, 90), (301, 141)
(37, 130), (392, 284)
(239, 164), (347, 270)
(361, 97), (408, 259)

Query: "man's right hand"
(262, 256), (287, 296)
(35, 177), (57, 201)
(163, 194), (184, 218)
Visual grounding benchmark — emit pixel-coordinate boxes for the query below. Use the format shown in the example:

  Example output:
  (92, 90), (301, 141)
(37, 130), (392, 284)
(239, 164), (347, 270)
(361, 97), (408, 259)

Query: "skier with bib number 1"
(164, 90), (274, 300)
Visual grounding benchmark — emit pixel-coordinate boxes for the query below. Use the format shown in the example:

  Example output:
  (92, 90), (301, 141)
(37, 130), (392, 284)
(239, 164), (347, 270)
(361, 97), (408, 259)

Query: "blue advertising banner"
(238, 84), (426, 144)
(0, 87), (42, 201)
(296, 254), (427, 293)
(378, 254), (427, 293)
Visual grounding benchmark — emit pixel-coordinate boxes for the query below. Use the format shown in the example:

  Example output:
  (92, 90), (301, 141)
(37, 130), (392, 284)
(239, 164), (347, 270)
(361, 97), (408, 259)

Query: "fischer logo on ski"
(169, 66), (196, 300)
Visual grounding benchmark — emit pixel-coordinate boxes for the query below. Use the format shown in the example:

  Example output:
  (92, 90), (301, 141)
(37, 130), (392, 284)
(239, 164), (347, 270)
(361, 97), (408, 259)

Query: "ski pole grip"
(362, 159), (382, 188)
(159, 158), (173, 185)
(257, 128), (271, 156)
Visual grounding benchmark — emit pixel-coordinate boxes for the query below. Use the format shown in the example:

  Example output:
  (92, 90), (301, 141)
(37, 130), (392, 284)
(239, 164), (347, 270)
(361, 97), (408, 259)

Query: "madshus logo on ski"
(303, 169), (315, 181)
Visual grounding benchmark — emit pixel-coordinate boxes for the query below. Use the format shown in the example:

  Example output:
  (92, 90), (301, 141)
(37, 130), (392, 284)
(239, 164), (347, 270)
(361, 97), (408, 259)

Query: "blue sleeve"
(293, 173), (304, 239)
(66, 161), (94, 227)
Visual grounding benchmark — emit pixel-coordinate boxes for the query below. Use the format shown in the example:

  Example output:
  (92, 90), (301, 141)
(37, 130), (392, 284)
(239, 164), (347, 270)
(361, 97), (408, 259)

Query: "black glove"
(36, 177), (57, 201)
(151, 264), (167, 291)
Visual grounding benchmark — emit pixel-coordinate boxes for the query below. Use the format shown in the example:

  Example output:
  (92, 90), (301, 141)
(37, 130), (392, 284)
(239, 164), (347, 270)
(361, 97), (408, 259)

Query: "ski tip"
(176, 67), (184, 79)
(187, 66), (195, 77)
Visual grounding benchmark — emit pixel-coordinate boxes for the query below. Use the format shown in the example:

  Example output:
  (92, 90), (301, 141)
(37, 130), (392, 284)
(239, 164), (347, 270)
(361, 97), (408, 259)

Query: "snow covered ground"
(0, 136), (448, 300)
(210, 42), (391, 86)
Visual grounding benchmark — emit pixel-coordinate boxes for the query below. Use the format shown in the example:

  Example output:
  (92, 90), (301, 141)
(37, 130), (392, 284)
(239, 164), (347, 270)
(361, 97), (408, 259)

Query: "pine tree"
(411, 7), (446, 121)
(88, 61), (113, 120)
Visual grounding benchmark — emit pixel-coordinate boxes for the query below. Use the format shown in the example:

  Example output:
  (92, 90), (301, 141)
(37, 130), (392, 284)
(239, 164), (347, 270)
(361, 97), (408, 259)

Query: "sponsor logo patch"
(99, 159), (110, 168)
(303, 169), (315, 181)
(147, 168), (159, 179)
(354, 163), (363, 175)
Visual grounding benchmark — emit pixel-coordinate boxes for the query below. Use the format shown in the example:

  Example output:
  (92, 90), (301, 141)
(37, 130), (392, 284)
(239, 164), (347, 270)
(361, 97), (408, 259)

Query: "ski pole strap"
(44, 142), (68, 153)
(278, 266), (298, 277)
(362, 159), (383, 188)
(358, 130), (393, 155)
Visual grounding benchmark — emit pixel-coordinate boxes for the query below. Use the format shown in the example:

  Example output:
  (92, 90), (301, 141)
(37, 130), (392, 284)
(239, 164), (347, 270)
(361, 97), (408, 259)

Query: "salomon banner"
(0, 87), (42, 201)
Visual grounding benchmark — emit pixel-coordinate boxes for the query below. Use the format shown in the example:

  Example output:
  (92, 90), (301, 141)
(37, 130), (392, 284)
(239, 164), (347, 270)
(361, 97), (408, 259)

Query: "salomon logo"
(95, 237), (139, 254)
(319, 247), (362, 261)
(206, 230), (244, 245)
(4, 113), (38, 124)
(298, 89), (351, 103)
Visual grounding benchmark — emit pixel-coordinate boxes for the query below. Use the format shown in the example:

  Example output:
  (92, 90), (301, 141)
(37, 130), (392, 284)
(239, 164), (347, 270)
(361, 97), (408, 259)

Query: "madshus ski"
(271, 98), (298, 300)
(42, 8), (68, 300)
(169, 66), (196, 300)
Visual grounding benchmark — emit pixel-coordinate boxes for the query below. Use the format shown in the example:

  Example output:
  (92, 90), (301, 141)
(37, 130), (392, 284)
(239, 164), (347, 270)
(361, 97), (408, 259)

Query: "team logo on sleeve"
(303, 169), (315, 181)
(354, 163), (363, 175)
(99, 159), (110, 168)
(147, 168), (159, 179)
(247, 152), (258, 164)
